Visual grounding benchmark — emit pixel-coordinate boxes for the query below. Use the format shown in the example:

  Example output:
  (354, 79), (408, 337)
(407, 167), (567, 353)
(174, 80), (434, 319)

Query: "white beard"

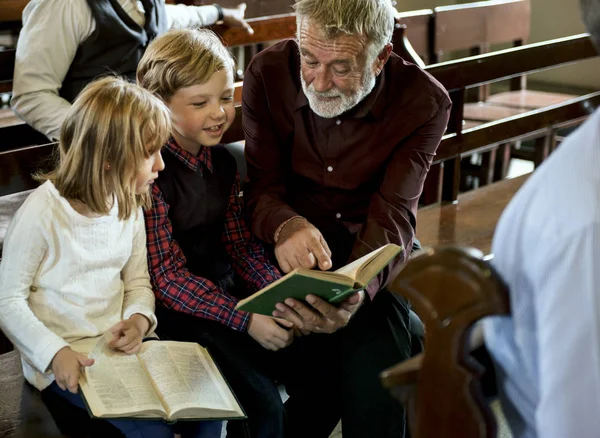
(300, 68), (377, 119)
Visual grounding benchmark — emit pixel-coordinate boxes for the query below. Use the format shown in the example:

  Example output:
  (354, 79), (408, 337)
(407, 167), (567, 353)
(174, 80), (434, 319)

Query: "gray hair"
(294, 0), (396, 57)
(580, 0), (600, 50)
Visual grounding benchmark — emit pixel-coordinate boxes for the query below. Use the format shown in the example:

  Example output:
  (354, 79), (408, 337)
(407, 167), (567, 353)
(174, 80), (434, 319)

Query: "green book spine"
(237, 273), (357, 316)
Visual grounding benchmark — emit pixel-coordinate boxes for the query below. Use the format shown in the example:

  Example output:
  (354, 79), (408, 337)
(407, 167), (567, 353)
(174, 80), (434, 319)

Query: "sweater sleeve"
(11, 0), (93, 140)
(121, 209), (158, 335)
(164, 3), (220, 29)
(0, 196), (68, 374)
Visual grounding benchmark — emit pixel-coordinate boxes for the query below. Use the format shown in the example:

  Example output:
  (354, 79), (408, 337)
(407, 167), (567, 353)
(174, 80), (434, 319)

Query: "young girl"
(0, 76), (221, 438)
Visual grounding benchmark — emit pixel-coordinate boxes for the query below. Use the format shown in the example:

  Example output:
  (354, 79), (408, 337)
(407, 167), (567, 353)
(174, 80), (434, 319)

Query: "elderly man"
(243, 0), (451, 436)
(484, 1), (600, 437)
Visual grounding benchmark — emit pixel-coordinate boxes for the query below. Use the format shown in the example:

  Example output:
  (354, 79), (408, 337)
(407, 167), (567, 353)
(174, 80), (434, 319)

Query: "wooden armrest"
(380, 353), (423, 389)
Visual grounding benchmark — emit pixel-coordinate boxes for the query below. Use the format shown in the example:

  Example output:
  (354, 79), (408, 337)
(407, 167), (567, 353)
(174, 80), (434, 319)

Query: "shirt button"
(335, 120), (341, 125)
(29, 286), (37, 292)
(327, 166), (333, 172)
(335, 213), (341, 219)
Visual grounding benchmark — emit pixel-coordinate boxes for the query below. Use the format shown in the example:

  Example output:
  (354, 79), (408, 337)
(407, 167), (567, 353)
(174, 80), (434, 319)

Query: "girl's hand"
(108, 314), (150, 355)
(51, 347), (94, 394)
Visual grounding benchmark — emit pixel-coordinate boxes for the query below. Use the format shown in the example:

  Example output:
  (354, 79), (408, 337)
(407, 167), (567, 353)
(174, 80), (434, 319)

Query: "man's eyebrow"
(300, 48), (353, 65)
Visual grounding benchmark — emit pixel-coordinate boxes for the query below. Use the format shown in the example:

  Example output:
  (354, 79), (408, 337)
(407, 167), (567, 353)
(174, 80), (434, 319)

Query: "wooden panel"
(463, 102), (528, 122)
(170, 0), (294, 17)
(0, 48), (15, 82)
(0, 143), (55, 196)
(214, 13), (296, 46)
(429, 34), (596, 92)
(417, 174), (529, 255)
(487, 89), (578, 109)
(437, 92), (600, 162)
(0, 122), (49, 151)
(435, 0), (530, 55)
(207, 0), (294, 18)
(0, 0), (28, 23)
(396, 9), (432, 62)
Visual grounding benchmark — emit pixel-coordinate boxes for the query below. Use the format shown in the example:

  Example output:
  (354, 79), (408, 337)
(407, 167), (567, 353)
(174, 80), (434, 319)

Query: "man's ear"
(374, 44), (393, 76)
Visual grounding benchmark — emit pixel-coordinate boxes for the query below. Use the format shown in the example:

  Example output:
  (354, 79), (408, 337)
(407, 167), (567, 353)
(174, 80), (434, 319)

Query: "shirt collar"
(165, 137), (214, 173)
(294, 68), (387, 121)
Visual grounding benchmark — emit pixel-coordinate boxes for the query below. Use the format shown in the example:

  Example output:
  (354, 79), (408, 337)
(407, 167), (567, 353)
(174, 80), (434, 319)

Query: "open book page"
(138, 341), (244, 419)
(334, 245), (390, 280)
(79, 334), (165, 418)
(335, 244), (403, 287)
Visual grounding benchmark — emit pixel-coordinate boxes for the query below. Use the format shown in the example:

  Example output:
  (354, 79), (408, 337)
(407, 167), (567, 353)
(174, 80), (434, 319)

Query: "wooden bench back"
(0, 48), (15, 94)
(425, 33), (598, 204)
(433, 0), (530, 61)
(0, 143), (55, 196)
(380, 246), (510, 438)
(395, 9), (433, 65)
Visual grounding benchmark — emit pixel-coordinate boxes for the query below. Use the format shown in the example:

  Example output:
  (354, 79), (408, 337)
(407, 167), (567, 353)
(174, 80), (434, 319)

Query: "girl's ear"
(104, 162), (111, 171)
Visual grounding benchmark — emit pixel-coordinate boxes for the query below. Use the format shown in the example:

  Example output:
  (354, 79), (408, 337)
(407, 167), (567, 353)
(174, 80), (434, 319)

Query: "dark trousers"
(156, 288), (420, 438)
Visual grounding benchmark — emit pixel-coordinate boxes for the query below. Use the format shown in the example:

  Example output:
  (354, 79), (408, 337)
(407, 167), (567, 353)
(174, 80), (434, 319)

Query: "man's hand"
(272, 291), (365, 335)
(275, 218), (332, 273)
(51, 347), (94, 394)
(248, 314), (294, 351)
(222, 3), (254, 34)
(108, 314), (150, 355)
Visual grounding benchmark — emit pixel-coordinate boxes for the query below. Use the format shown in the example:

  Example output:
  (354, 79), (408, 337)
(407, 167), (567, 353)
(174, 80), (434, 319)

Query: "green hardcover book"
(236, 243), (403, 316)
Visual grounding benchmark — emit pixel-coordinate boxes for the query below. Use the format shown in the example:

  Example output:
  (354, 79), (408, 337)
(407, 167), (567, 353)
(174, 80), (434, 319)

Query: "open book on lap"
(236, 243), (403, 316)
(78, 335), (245, 422)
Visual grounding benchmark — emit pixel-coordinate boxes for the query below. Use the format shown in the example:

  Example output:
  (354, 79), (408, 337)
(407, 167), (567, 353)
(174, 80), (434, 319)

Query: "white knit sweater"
(0, 181), (157, 390)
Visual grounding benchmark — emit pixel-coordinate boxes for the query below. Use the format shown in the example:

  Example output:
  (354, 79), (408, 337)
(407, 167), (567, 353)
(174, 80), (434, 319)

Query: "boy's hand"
(223, 3), (254, 34)
(51, 347), (94, 394)
(272, 291), (365, 335)
(108, 314), (150, 355)
(248, 314), (294, 351)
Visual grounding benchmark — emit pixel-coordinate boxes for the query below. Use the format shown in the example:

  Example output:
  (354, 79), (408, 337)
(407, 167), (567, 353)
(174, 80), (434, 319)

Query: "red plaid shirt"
(145, 139), (281, 332)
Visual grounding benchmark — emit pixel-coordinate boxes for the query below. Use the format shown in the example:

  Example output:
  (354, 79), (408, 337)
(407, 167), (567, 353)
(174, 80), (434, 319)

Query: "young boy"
(137, 29), (293, 438)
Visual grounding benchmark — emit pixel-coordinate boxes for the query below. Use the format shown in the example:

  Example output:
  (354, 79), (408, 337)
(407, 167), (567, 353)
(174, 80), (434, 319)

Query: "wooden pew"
(433, 0), (577, 115)
(422, 33), (598, 204)
(380, 246), (510, 438)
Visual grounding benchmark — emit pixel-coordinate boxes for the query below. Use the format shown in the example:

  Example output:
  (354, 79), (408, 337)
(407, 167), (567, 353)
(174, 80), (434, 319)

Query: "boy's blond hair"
(137, 28), (235, 101)
(294, 0), (395, 56)
(41, 76), (171, 220)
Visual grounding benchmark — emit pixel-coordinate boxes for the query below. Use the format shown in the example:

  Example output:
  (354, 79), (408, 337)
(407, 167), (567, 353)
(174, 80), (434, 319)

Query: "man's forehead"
(298, 19), (368, 60)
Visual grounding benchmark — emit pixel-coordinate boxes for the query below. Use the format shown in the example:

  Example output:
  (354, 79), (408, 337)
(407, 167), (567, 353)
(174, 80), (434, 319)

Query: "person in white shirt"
(484, 1), (600, 436)
(11, 0), (252, 141)
(0, 76), (221, 438)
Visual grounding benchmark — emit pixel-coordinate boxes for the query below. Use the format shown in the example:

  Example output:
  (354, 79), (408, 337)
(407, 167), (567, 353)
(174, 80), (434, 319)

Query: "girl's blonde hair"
(137, 28), (235, 101)
(41, 76), (171, 220)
